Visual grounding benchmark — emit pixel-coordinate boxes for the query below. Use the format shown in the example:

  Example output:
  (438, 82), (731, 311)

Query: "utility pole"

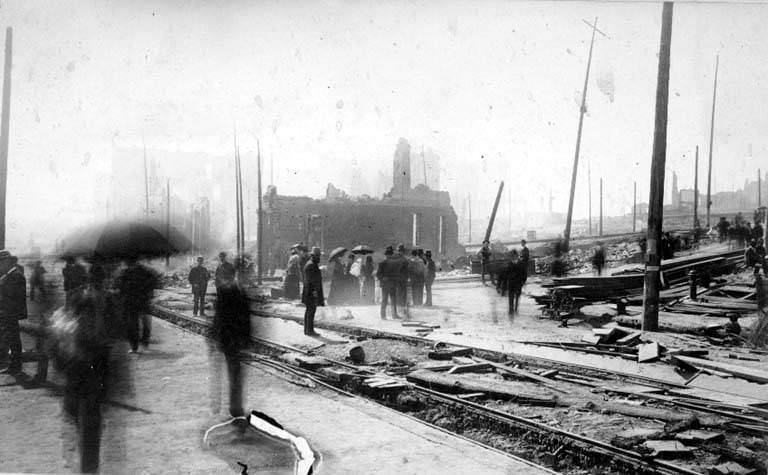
(234, 131), (241, 258)
(563, 18), (606, 251)
(236, 147), (244, 257)
(633, 181), (637, 233)
(143, 136), (149, 221)
(706, 54), (719, 228)
(759, 168), (762, 207)
(165, 179), (170, 268)
(468, 194), (472, 243)
(694, 146), (699, 227)
(642, 2), (674, 332)
(484, 181), (505, 243)
(599, 178), (603, 236)
(0, 28), (12, 249)
(588, 159), (592, 235)
(257, 140), (263, 285)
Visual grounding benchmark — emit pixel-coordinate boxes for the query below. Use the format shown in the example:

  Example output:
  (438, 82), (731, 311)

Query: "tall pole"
(758, 168), (762, 207)
(468, 194), (472, 243)
(165, 179), (170, 268)
(694, 146), (699, 226)
(564, 17), (603, 252)
(237, 148), (244, 257)
(257, 140), (263, 285)
(143, 137), (149, 221)
(588, 159), (593, 235)
(633, 181), (637, 232)
(599, 177), (603, 237)
(234, 132), (241, 258)
(642, 2), (674, 332)
(706, 54), (719, 228)
(0, 28), (11, 249)
(484, 181), (505, 243)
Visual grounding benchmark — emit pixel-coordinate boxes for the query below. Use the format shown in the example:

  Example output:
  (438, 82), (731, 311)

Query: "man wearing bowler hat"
(189, 256), (211, 316)
(0, 250), (27, 373)
(301, 247), (324, 336)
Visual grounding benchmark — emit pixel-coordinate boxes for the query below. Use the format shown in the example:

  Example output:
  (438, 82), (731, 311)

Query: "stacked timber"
(541, 248), (744, 302)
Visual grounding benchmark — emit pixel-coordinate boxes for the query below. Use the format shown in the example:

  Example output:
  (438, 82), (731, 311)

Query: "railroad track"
(149, 304), (756, 475)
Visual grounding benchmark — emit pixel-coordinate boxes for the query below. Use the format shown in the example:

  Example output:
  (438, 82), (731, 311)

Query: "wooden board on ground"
(447, 363), (493, 374)
(672, 355), (768, 384)
(471, 357), (567, 394)
(638, 342), (660, 363)
(641, 440), (693, 458)
(405, 369), (558, 405)
(674, 430), (724, 444)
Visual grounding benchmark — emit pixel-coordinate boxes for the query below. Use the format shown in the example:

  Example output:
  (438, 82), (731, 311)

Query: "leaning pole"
(642, 2), (674, 332)
(0, 28), (13, 249)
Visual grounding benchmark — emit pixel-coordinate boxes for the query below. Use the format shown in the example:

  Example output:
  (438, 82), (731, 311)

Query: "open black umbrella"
(351, 245), (374, 255)
(62, 219), (193, 260)
(328, 247), (347, 261)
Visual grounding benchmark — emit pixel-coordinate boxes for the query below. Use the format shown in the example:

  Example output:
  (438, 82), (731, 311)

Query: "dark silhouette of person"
(0, 250), (27, 373)
(29, 260), (47, 300)
(301, 247), (323, 336)
(506, 250), (526, 315)
(210, 278), (251, 417)
(189, 256), (211, 316)
(424, 250), (437, 306)
(377, 246), (402, 319)
(62, 256), (88, 309)
(115, 257), (160, 353)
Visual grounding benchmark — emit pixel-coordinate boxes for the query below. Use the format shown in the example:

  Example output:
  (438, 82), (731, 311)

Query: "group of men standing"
(377, 244), (437, 319)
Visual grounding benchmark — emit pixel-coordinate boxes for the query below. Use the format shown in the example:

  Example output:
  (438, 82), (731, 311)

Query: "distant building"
(263, 138), (462, 266)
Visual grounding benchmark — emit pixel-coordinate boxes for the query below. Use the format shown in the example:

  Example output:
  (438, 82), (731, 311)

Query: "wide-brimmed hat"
(310, 246), (322, 257)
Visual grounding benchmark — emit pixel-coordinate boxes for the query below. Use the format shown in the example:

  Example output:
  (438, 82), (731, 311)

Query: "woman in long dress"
(360, 255), (375, 304)
(283, 248), (301, 300)
(327, 253), (345, 305)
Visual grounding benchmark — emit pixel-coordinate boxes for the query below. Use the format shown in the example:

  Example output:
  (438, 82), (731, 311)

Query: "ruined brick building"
(263, 139), (462, 268)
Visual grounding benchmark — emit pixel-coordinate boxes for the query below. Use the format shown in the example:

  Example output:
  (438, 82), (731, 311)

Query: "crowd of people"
(478, 239), (531, 315)
(716, 213), (764, 248)
(275, 243), (438, 333)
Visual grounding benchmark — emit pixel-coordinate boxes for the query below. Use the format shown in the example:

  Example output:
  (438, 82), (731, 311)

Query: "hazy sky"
(3, 0), (768, 248)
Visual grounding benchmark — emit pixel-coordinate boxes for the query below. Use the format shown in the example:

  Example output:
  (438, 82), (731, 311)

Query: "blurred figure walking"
(188, 257), (211, 316)
(55, 262), (131, 473)
(115, 257), (160, 353)
(209, 277), (251, 418)
(506, 250), (526, 315)
(215, 252), (236, 297)
(424, 250), (436, 307)
(29, 260), (47, 301)
(0, 251), (27, 373)
(62, 256), (88, 309)
(479, 240), (491, 285)
(592, 242), (606, 276)
(301, 247), (324, 336)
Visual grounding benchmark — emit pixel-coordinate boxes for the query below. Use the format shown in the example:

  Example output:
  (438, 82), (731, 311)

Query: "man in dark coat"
(188, 256), (211, 316)
(377, 246), (401, 319)
(520, 240), (530, 277)
(301, 247), (324, 336)
(62, 256), (88, 308)
(424, 250), (437, 307)
(210, 278), (251, 417)
(395, 244), (409, 307)
(29, 260), (47, 301)
(115, 258), (160, 353)
(0, 251), (27, 373)
(215, 251), (236, 294)
(479, 240), (491, 285)
(409, 250), (426, 306)
(592, 242), (606, 276)
(506, 250), (526, 315)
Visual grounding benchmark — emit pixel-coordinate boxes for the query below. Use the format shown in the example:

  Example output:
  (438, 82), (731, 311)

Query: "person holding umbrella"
(301, 247), (324, 336)
(326, 247), (347, 305)
(115, 256), (161, 353)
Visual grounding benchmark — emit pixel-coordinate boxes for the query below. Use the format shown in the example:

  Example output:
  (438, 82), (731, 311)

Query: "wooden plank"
(638, 342), (660, 363)
(673, 355), (768, 384)
(471, 357), (567, 394)
(447, 363), (493, 374)
(456, 392), (486, 399)
(616, 331), (642, 346)
(642, 440), (693, 457)
(674, 430), (724, 444)
(428, 347), (473, 360)
(405, 369), (558, 405)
